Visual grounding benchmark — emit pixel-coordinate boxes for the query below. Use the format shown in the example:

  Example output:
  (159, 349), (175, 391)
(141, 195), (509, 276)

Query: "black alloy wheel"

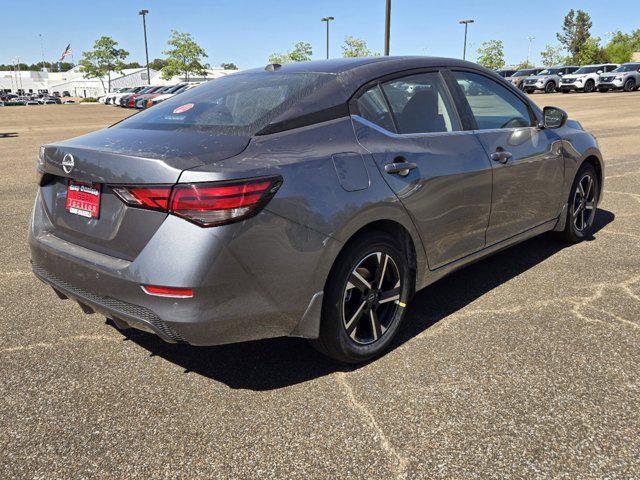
(313, 232), (412, 363)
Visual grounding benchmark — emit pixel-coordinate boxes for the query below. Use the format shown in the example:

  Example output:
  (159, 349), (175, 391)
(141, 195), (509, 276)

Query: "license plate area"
(66, 180), (101, 218)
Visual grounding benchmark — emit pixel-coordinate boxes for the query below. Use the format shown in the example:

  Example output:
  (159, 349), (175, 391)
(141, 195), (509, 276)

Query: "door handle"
(490, 150), (512, 164)
(384, 162), (418, 176)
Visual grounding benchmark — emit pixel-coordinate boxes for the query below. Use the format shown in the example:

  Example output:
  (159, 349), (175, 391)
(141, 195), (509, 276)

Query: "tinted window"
(380, 72), (460, 134)
(119, 72), (335, 136)
(454, 71), (533, 130)
(356, 85), (395, 132)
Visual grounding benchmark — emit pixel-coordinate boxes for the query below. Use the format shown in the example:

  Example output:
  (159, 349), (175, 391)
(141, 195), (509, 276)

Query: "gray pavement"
(1, 95), (639, 479)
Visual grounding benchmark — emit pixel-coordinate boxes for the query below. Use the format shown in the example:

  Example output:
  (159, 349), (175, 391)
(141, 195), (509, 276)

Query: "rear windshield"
(117, 72), (335, 136)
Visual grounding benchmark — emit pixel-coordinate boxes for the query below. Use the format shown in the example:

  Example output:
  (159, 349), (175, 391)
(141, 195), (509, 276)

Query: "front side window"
(380, 72), (460, 134)
(454, 71), (533, 130)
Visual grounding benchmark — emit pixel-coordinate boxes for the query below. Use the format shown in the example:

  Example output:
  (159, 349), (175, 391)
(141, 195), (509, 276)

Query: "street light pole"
(39, 34), (47, 71)
(320, 17), (335, 59)
(527, 36), (535, 65)
(384, 0), (391, 56)
(139, 9), (151, 85)
(459, 19), (474, 60)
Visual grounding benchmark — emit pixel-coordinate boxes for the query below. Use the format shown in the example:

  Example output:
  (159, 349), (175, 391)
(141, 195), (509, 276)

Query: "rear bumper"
(29, 191), (337, 346)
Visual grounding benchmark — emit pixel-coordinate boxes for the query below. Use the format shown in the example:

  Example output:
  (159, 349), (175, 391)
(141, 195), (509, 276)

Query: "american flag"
(59, 44), (72, 62)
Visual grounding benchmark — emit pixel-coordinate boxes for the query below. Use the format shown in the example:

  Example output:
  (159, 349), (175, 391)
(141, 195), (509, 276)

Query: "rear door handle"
(384, 162), (418, 175)
(490, 150), (512, 164)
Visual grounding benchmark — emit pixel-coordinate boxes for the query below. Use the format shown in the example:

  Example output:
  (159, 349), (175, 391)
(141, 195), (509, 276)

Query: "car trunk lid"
(38, 128), (250, 260)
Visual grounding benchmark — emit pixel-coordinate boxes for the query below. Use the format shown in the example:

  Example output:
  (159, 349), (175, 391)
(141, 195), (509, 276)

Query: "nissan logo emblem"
(62, 154), (75, 174)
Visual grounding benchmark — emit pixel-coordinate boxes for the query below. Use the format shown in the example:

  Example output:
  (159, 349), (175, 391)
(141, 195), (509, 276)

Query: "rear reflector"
(142, 285), (194, 298)
(111, 176), (282, 227)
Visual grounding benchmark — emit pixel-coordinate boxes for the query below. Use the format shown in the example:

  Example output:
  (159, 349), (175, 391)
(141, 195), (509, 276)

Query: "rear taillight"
(142, 285), (193, 298)
(112, 185), (172, 211)
(111, 176), (282, 227)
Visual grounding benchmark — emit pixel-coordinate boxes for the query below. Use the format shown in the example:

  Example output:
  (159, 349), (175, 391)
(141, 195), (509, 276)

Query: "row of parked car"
(0, 90), (74, 106)
(496, 62), (640, 94)
(99, 83), (200, 109)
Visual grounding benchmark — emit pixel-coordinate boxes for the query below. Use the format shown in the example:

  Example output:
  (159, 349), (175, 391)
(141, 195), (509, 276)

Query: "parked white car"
(559, 64), (618, 93)
(597, 62), (640, 92)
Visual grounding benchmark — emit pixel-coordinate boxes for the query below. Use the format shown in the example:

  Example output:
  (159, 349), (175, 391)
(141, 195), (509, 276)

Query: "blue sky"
(0, 0), (636, 68)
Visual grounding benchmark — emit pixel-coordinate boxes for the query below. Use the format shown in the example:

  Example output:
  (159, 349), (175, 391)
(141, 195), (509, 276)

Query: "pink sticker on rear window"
(173, 103), (194, 114)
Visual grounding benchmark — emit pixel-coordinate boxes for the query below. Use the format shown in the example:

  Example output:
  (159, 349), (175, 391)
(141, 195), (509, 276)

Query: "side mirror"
(597, 70), (603, 74)
(541, 106), (568, 129)
(558, 72), (564, 76)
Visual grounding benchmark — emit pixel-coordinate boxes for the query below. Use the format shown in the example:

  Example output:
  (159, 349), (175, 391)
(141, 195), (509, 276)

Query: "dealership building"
(0, 66), (235, 97)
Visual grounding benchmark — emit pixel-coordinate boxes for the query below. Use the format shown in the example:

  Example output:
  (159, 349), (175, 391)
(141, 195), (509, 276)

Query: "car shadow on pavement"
(0, 132), (19, 138)
(119, 208), (614, 391)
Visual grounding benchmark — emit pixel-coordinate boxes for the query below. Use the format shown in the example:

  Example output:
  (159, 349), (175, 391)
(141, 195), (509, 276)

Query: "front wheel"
(312, 232), (413, 363)
(559, 164), (599, 242)
(545, 81), (556, 93)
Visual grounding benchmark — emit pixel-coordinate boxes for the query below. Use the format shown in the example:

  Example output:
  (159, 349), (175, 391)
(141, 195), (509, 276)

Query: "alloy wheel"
(572, 172), (596, 232)
(342, 252), (401, 345)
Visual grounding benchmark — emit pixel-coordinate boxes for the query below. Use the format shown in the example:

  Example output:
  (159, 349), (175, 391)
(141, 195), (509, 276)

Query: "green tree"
(556, 9), (593, 62)
(476, 40), (505, 70)
(575, 37), (608, 64)
(78, 36), (129, 92)
(540, 44), (565, 66)
(341, 36), (376, 57)
(515, 60), (534, 70)
(162, 30), (209, 81)
(220, 62), (238, 70)
(603, 30), (640, 64)
(149, 58), (169, 71)
(269, 41), (312, 64)
(122, 61), (142, 69)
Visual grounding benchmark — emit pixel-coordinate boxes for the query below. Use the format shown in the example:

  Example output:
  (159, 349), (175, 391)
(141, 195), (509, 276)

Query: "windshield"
(574, 66), (600, 74)
(538, 68), (561, 75)
(118, 72), (335, 136)
(614, 64), (640, 72)
(513, 69), (535, 77)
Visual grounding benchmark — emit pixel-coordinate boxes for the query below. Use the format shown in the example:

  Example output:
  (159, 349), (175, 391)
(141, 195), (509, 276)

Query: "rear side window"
(117, 72), (335, 136)
(380, 72), (460, 134)
(356, 85), (396, 132)
(453, 71), (533, 130)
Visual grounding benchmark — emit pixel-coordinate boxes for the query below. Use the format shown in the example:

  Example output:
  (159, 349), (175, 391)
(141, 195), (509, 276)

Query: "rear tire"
(584, 80), (595, 93)
(559, 163), (599, 243)
(311, 232), (413, 363)
(624, 78), (636, 92)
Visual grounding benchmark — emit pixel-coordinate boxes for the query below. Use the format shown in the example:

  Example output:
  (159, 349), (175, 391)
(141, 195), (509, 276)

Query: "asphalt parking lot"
(1, 95), (639, 479)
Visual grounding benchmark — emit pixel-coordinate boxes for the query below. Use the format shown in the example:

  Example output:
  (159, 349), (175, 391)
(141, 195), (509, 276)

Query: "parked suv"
(559, 64), (618, 93)
(597, 63), (640, 92)
(506, 68), (543, 90)
(523, 66), (579, 94)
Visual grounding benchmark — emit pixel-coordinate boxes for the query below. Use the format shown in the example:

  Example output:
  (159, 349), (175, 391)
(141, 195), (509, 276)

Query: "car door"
(351, 70), (493, 269)
(451, 70), (564, 245)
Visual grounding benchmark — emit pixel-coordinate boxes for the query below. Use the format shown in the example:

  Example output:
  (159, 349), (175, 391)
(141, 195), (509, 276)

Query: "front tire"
(545, 81), (556, 93)
(559, 163), (599, 242)
(312, 232), (413, 363)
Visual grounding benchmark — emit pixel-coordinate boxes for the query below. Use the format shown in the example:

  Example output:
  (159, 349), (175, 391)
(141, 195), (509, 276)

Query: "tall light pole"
(527, 36), (535, 65)
(139, 9), (151, 85)
(320, 17), (335, 59)
(459, 19), (474, 60)
(38, 34), (47, 71)
(384, 0), (391, 56)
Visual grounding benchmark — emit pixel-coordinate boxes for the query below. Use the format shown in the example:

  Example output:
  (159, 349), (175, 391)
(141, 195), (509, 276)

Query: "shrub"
(81, 97), (98, 103)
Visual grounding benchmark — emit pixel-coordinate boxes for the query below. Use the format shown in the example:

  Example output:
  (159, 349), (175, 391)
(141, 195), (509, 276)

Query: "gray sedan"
(30, 57), (604, 363)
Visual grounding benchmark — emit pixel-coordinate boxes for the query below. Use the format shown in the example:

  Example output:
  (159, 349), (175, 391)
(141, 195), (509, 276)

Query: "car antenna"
(265, 63), (282, 72)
